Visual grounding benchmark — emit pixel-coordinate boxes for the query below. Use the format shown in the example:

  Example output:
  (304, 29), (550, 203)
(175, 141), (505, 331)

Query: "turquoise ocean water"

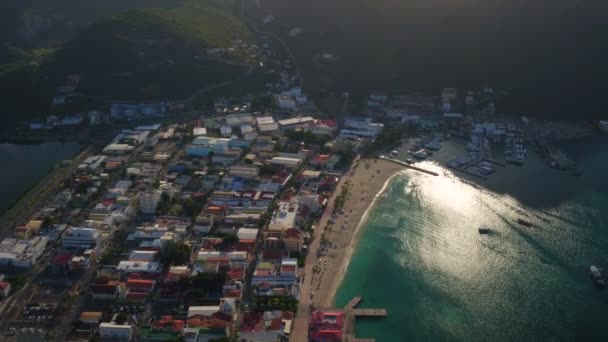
(334, 137), (608, 341)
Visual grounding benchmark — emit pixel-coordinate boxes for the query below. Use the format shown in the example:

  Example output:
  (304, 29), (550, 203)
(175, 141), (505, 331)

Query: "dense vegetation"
(252, 296), (298, 311)
(0, 0), (260, 125)
(160, 241), (192, 266)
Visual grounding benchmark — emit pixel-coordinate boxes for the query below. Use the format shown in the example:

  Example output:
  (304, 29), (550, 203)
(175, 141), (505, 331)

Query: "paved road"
(0, 148), (90, 239)
(290, 158), (359, 342)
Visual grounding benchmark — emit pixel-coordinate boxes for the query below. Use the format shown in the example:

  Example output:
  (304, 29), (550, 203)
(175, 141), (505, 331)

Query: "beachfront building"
(267, 200), (299, 233)
(239, 311), (291, 342)
(309, 310), (345, 342)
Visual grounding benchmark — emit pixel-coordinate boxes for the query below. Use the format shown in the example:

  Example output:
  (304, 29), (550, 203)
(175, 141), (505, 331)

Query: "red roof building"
(126, 291), (148, 302)
(0, 282), (11, 297)
(151, 316), (185, 332)
(126, 278), (155, 291)
(309, 310), (345, 342)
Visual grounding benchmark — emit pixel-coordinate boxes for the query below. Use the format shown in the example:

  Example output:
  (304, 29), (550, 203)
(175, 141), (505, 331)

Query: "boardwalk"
(378, 156), (439, 176)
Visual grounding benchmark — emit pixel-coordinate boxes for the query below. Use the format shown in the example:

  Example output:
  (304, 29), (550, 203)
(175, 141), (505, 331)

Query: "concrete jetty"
(343, 296), (387, 342)
(378, 156), (439, 176)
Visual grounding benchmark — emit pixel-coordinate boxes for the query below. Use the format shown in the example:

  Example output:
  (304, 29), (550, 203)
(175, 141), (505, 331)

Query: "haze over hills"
(0, 0), (261, 124)
(260, 0), (608, 118)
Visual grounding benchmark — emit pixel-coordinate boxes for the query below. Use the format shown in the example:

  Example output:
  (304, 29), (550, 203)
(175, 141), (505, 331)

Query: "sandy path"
(291, 157), (403, 341)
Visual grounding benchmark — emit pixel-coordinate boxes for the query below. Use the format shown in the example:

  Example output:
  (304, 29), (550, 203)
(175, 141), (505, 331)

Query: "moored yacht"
(590, 265), (605, 287)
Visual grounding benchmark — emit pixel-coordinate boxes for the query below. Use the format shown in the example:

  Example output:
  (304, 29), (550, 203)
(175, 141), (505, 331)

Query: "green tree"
(160, 241), (191, 266)
(191, 272), (228, 294)
(114, 312), (128, 325)
(222, 234), (239, 245)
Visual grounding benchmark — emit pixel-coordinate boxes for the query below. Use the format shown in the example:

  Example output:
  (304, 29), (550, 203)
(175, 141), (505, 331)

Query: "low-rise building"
(99, 322), (133, 341)
(0, 282), (11, 297)
(278, 116), (314, 130)
(80, 311), (103, 325)
(228, 165), (260, 180)
(117, 261), (162, 275)
(15, 220), (43, 239)
(0, 237), (47, 268)
(62, 227), (100, 249)
(275, 94), (296, 111)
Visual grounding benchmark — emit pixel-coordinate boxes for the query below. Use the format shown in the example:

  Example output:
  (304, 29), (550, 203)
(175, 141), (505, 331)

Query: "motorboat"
(412, 149), (428, 159)
(590, 265), (605, 287)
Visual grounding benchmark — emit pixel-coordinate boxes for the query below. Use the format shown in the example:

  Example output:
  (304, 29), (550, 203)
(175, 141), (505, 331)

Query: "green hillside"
(0, 0), (265, 124)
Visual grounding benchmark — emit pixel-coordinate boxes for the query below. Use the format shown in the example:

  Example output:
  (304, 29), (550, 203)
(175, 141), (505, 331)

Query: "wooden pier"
(343, 296), (387, 342)
(445, 163), (487, 179)
(352, 308), (388, 317)
(378, 156), (439, 176)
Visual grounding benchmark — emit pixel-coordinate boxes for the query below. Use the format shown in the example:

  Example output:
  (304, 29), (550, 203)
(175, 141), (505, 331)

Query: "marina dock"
(343, 296), (387, 342)
(445, 163), (487, 179)
(378, 156), (439, 176)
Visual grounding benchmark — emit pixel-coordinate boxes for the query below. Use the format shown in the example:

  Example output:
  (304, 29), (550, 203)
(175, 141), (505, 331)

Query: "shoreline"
(325, 169), (402, 306)
(291, 158), (404, 341)
(311, 159), (405, 306)
(0, 146), (89, 237)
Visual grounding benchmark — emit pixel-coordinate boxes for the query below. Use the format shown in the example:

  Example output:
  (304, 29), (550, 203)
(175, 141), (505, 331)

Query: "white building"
(268, 200), (298, 232)
(256, 116), (275, 125)
(269, 157), (302, 169)
(99, 322), (133, 341)
(139, 190), (161, 214)
(237, 228), (259, 241)
(128, 250), (158, 262)
(275, 94), (296, 111)
(278, 116), (314, 130)
(116, 261), (162, 274)
(62, 227), (100, 249)
(193, 127), (208, 136)
(0, 237), (47, 268)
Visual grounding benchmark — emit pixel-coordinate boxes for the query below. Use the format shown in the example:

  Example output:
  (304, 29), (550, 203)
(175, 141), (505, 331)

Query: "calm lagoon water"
(0, 142), (80, 213)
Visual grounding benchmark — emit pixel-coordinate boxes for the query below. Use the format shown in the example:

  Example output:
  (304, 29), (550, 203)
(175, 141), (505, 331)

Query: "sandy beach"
(291, 157), (403, 341)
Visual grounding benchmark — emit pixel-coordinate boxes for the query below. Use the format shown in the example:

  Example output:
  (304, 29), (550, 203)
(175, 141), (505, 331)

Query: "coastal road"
(290, 157), (360, 342)
(0, 148), (89, 237)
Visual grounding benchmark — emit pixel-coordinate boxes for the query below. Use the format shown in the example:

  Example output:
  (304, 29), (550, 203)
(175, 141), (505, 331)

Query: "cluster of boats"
(467, 136), (492, 159)
(505, 133), (527, 165)
(411, 149), (430, 159)
(478, 161), (495, 175)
